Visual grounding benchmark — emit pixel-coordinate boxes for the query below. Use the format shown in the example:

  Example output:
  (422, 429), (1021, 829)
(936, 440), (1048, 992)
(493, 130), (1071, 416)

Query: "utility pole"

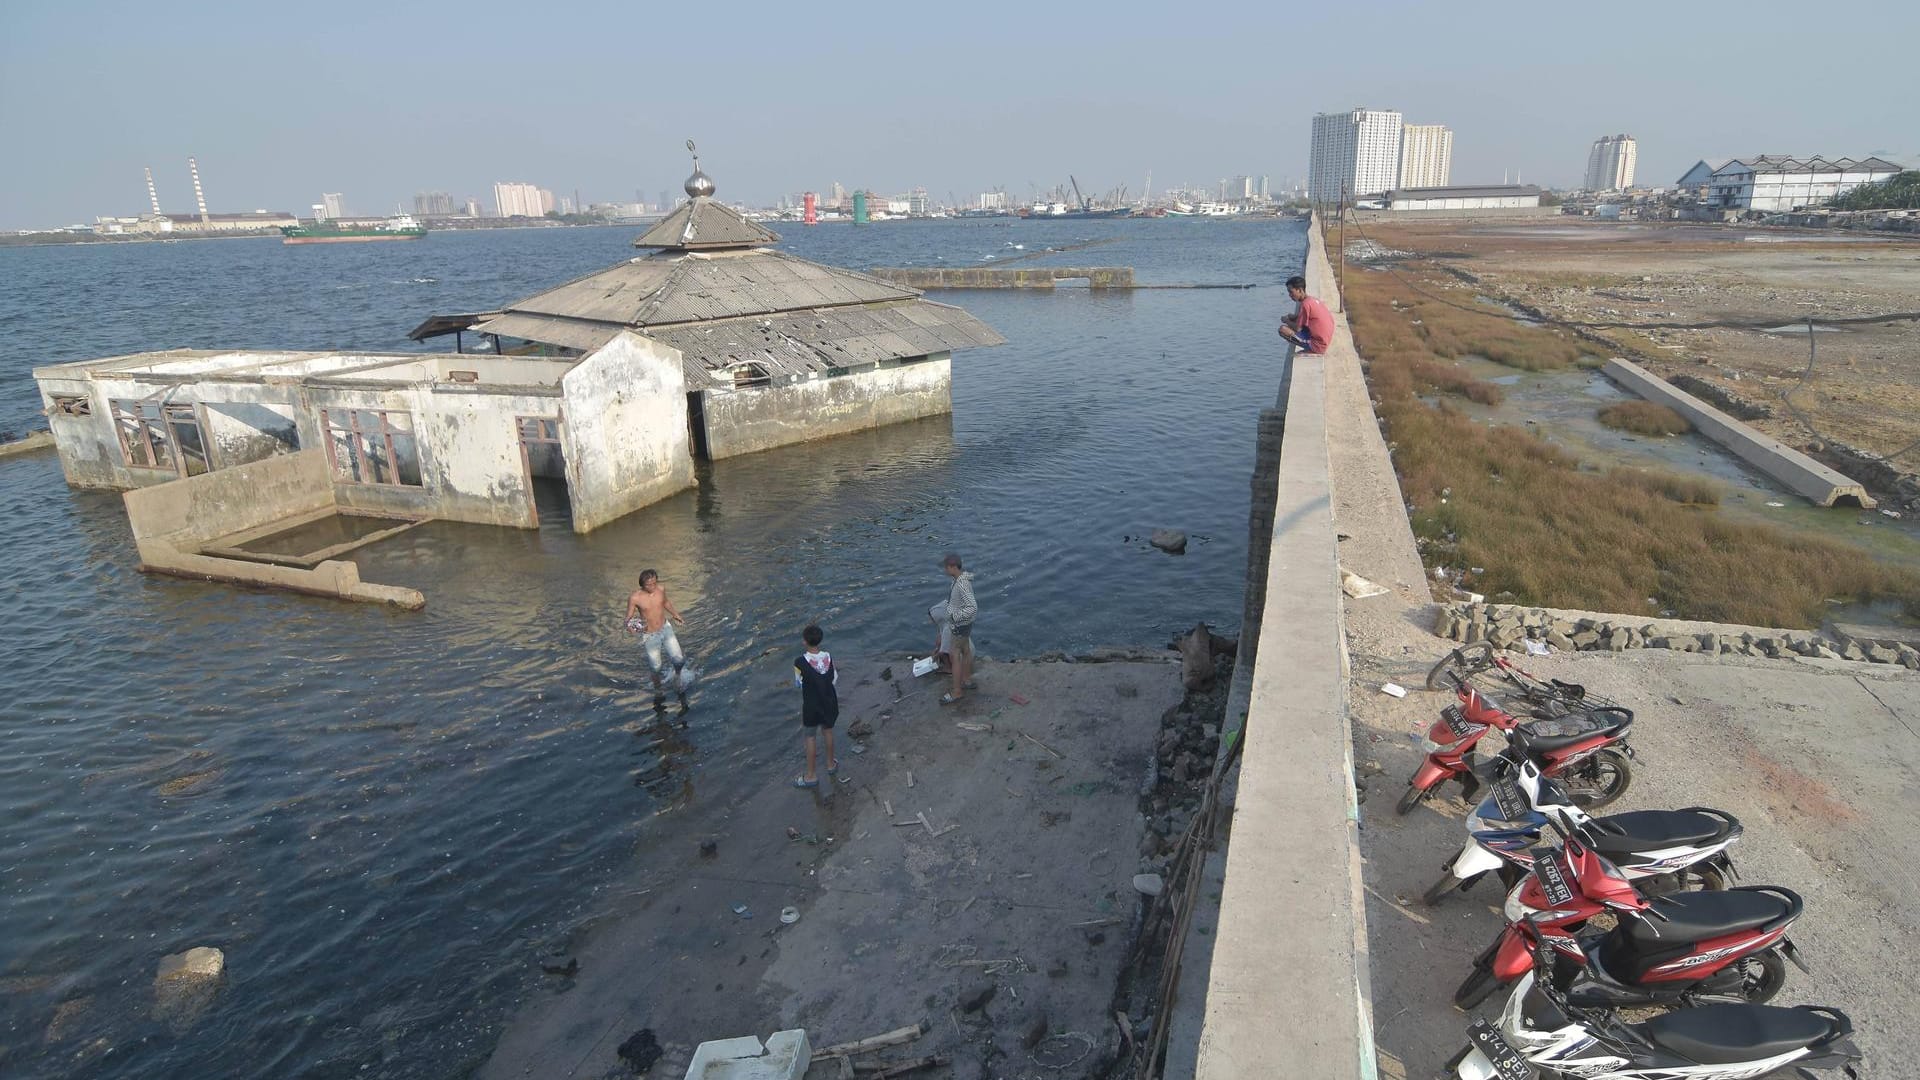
(1336, 181), (1348, 311)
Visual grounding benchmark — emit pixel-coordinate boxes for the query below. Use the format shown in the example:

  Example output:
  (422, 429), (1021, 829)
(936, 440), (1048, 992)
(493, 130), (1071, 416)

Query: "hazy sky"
(3, 0), (1915, 228)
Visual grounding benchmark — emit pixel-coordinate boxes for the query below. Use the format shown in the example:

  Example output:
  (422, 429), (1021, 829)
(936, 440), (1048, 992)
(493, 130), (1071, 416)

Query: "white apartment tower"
(1399, 124), (1454, 189)
(1310, 108), (1405, 203)
(320, 193), (346, 220)
(1585, 135), (1638, 192)
(493, 181), (545, 218)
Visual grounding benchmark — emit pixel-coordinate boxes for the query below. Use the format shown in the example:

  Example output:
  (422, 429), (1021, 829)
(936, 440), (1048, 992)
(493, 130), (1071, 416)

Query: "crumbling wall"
(124, 447), (332, 550)
(560, 331), (694, 532)
(699, 354), (951, 460)
(35, 377), (122, 488)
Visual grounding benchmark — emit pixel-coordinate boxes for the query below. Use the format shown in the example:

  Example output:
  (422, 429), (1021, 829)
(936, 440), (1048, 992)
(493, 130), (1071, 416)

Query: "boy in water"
(625, 569), (687, 704)
(791, 624), (839, 788)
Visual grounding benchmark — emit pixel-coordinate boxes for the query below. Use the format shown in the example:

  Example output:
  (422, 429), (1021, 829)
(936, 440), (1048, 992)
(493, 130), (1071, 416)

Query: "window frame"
(320, 407), (424, 487)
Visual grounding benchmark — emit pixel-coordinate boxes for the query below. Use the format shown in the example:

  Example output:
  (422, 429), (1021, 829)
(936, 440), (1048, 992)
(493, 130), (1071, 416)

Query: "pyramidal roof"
(634, 196), (781, 250)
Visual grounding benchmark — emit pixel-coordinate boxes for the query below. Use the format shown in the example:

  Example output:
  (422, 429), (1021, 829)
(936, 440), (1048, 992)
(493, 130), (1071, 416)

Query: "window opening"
(51, 394), (92, 417)
(164, 403), (210, 476)
(112, 400), (177, 472)
(321, 408), (422, 486)
(731, 363), (771, 389)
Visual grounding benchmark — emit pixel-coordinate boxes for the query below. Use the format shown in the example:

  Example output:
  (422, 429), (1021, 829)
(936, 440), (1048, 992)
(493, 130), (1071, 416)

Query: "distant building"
(1257, 175), (1271, 201)
(908, 188), (929, 215)
(493, 182), (544, 218)
(1310, 108), (1405, 202)
(977, 191), (1007, 211)
(463, 198), (481, 217)
(414, 191), (454, 216)
(1381, 185), (1542, 212)
(1584, 135), (1638, 192)
(558, 195), (576, 215)
(1399, 124), (1454, 189)
(1679, 156), (1902, 212)
(538, 189), (557, 215)
(321, 193), (346, 220)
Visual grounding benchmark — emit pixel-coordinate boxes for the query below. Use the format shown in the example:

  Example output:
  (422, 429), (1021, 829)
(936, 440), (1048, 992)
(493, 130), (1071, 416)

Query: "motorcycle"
(1396, 685), (1636, 816)
(1449, 920), (1858, 1080)
(1455, 817), (1745, 1008)
(1423, 753), (1741, 906)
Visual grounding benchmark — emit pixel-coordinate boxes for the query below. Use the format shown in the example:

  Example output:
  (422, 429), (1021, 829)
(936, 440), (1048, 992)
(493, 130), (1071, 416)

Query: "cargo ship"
(281, 214), (426, 244)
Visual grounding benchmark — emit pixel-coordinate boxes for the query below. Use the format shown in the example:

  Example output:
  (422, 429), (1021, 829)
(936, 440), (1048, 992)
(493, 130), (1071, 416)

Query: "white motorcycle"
(1449, 921), (1861, 1080)
(1427, 753), (1741, 908)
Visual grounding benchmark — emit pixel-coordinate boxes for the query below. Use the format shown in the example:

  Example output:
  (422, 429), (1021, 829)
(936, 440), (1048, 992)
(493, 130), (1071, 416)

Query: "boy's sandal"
(826, 759), (842, 774)
(792, 776), (819, 788)
(940, 693), (961, 705)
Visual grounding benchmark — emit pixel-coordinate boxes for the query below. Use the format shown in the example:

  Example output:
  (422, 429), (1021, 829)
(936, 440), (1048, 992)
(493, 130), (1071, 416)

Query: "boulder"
(1546, 631), (1575, 652)
(1571, 630), (1600, 649)
(1896, 644), (1919, 670)
(1149, 529), (1188, 555)
(1866, 644), (1899, 665)
(1177, 623), (1218, 691)
(154, 946), (225, 1032)
(1840, 641), (1866, 662)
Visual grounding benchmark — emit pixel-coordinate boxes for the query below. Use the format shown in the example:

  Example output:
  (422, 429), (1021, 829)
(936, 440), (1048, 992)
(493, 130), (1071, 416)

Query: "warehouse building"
(1676, 156), (1903, 212)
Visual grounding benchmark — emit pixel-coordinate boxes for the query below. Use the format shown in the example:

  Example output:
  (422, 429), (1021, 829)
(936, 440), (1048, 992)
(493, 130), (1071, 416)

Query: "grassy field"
(1343, 259), (1920, 628)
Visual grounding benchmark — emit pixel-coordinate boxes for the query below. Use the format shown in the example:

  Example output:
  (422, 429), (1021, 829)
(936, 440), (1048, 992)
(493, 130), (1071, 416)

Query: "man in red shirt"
(1278, 275), (1334, 355)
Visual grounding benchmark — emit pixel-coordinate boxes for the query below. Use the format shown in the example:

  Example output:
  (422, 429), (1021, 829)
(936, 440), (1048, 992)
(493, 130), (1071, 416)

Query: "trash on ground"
(780, 906), (801, 924)
(911, 656), (939, 678)
(1380, 683), (1408, 698)
(1340, 569), (1389, 599)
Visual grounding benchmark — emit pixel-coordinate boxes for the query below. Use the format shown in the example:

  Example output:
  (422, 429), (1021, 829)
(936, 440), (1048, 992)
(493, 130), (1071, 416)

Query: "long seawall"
(1182, 217), (1377, 1076)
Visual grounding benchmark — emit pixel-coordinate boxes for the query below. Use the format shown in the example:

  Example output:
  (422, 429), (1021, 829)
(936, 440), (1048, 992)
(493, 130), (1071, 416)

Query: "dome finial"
(684, 138), (714, 199)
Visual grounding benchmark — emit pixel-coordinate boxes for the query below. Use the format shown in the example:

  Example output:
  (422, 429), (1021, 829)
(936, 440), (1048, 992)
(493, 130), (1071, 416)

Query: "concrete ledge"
(1194, 216), (1375, 1079)
(870, 266), (1134, 289)
(1602, 358), (1875, 508)
(0, 430), (56, 459)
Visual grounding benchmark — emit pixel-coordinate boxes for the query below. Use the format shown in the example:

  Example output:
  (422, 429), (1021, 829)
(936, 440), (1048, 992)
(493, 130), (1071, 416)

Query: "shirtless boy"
(626, 569), (687, 699)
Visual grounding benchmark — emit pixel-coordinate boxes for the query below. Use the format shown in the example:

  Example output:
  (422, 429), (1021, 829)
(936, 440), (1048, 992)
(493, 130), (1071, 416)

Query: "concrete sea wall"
(1189, 217), (1376, 1078)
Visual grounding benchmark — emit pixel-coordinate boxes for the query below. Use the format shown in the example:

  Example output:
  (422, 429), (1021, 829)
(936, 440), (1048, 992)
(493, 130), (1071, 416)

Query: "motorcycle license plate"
(1442, 705), (1482, 739)
(1490, 777), (1529, 822)
(1534, 855), (1575, 907)
(1467, 1018), (1531, 1080)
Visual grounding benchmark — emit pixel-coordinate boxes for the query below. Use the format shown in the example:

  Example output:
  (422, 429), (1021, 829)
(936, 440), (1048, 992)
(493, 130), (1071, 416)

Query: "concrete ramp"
(1603, 358), (1876, 508)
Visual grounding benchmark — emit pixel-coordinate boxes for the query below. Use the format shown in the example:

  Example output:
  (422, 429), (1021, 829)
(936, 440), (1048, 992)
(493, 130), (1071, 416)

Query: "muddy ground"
(1358, 220), (1920, 467)
(476, 650), (1203, 1080)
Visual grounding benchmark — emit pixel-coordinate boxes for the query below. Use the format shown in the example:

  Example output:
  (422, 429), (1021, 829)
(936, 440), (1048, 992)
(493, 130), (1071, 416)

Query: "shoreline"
(475, 646), (1231, 1079)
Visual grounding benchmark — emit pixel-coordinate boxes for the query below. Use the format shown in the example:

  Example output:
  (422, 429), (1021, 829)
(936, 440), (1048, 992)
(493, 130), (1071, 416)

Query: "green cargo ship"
(282, 214), (427, 244)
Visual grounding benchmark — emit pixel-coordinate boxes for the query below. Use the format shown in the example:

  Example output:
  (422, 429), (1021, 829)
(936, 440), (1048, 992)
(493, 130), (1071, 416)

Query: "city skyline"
(2, 1), (1917, 229)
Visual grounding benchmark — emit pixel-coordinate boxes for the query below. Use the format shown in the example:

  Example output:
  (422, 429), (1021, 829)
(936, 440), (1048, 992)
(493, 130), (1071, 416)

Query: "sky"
(2, 0), (1916, 229)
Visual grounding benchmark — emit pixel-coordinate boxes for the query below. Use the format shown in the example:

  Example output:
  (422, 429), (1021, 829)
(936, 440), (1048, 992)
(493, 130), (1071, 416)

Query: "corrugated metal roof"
(520, 299), (1006, 391)
(633, 198), (781, 250)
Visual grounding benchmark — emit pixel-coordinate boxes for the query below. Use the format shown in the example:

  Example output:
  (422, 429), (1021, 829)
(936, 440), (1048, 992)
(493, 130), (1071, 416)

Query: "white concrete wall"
(1195, 215), (1375, 1080)
(699, 354), (951, 460)
(559, 331), (695, 533)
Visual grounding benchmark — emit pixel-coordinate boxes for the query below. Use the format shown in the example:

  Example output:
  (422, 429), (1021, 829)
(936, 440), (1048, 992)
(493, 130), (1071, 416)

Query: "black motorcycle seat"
(1624, 889), (1793, 948)
(1639, 1003), (1835, 1065)
(1513, 708), (1628, 752)
(1583, 810), (1732, 855)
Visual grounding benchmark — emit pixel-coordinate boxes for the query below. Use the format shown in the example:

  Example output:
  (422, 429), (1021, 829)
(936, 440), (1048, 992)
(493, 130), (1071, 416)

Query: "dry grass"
(1598, 401), (1692, 436)
(1343, 253), (1920, 628)
(1607, 467), (1720, 506)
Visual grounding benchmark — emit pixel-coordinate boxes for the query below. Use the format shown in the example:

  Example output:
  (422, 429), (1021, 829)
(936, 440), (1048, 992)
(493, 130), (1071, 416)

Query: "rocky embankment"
(1435, 602), (1919, 669)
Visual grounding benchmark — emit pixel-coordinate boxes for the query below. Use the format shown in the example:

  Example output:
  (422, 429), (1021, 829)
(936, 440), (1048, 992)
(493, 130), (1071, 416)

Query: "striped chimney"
(189, 157), (209, 222)
(145, 168), (162, 216)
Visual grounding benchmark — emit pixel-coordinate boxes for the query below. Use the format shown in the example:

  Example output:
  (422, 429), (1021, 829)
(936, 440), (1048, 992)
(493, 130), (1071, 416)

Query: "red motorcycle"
(1513, 886), (1809, 1010)
(1395, 686), (1635, 815)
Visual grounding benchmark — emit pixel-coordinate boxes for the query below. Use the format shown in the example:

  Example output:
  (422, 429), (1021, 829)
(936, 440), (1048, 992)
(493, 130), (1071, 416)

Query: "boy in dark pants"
(792, 624), (839, 788)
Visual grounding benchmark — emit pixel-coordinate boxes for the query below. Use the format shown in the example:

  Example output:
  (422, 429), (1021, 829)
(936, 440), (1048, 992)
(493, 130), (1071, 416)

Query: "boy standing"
(792, 624), (839, 788)
(626, 569), (688, 704)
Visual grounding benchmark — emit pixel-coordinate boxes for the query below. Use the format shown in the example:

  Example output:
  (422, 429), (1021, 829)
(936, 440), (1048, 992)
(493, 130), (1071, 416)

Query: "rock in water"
(1149, 529), (1188, 554)
(617, 1028), (662, 1072)
(153, 946), (225, 1032)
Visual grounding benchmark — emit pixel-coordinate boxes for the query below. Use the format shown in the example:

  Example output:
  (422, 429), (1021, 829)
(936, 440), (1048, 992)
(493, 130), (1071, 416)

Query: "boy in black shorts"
(792, 624), (839, 787)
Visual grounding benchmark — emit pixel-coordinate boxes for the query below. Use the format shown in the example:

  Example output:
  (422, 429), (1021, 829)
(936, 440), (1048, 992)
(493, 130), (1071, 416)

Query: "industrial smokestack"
(189, 157), (209, 222)
(145, 167), (162, 217)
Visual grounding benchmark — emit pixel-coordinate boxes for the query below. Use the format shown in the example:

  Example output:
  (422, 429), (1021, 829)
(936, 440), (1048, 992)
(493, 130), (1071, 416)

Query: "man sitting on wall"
(1277, 275), (1334, 355)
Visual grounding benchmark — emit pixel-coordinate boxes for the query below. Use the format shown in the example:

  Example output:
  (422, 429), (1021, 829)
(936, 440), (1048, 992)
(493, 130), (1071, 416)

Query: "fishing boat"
(282, 214), (427, 244)
(1018, 175), (1132, 220)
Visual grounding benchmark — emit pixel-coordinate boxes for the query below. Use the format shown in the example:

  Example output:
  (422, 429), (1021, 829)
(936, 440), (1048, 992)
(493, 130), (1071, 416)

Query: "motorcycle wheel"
(1672, 863), (1728, 891)
(1454, 962), (1503, 1009)
(1687, 950), (1787, 1005)
(1563, 748), (1632, 809)
(1427, 642), (1494, 691)
(1422, 871), (1466, 906)
(1395, 784), (1430, 817)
